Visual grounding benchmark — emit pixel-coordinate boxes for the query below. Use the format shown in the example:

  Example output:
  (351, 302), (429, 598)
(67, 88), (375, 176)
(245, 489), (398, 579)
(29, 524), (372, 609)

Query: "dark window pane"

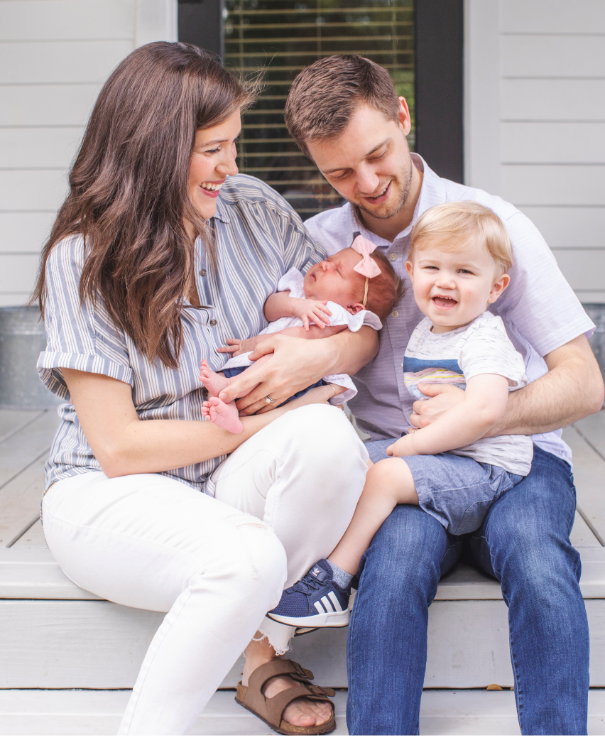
(224, 0), (414, 219)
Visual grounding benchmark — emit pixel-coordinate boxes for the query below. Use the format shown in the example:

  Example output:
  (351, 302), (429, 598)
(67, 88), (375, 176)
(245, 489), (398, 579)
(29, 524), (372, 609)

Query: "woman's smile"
(199, 180), (226, 198)
(187, 111), (240, 222)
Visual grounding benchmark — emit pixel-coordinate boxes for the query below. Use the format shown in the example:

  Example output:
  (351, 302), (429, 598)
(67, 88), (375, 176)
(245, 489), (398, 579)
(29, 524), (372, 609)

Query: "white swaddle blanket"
(221, 267), (383, 405)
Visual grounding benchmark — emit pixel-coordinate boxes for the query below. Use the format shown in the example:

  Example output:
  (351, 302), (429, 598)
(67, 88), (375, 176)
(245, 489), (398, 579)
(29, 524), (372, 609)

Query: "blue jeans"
(347, 445), (589, 735)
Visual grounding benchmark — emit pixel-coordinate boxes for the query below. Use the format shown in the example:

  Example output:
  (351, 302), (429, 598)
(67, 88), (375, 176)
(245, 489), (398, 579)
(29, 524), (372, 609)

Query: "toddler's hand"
(290, 298), (332, 331)
(217, 336), (259, 357)
(386, 434), (417, 457)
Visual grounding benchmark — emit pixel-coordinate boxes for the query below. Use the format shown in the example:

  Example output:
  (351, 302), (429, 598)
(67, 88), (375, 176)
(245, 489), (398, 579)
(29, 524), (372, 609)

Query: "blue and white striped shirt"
(38, 174), (325, 491)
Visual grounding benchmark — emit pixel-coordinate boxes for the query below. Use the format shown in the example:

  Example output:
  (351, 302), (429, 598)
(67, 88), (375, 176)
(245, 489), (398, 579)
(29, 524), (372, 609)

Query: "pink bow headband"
(351, 235), (381, 307)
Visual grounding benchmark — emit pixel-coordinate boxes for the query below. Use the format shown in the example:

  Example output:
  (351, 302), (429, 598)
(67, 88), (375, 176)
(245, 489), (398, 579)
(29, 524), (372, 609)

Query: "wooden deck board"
(0, 457), (47, 547)
(563, 424), (605, 545)
(12, 518), (46, 548)
(0, 410), (59, 492)
(0, 408), (59, 548)
(0, 410), (45, 445)
(575, 410), (605, 460)
(0, 689), (603, 735)
(0, 565), (604, 690)
(571, 511), (602, 548)
(1, 408), (602, 551)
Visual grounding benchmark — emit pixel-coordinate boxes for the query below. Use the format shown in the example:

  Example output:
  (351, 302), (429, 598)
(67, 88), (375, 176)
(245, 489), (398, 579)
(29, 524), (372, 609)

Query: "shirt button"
(389, 253), (397, 262)
(209, 319), (217, 327)
(200, 269), (207, 276)
(391, 310), (399, 318)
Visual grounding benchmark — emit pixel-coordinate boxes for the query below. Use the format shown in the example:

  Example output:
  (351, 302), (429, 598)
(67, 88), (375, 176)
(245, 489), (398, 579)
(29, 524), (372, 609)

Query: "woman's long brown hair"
(31, 42), (253, 368)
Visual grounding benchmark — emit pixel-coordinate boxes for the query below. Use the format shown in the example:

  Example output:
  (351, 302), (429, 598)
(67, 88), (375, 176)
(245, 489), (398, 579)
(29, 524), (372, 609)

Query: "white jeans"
(42, 404), (368, 734)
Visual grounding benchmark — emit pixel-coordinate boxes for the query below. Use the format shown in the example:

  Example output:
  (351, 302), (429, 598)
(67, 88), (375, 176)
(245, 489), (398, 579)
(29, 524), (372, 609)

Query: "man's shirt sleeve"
(494, 211), (595, 358)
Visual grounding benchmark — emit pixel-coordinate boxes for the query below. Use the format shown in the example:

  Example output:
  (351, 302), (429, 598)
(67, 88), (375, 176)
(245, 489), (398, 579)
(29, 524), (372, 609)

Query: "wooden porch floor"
(0, 409), (604, 734)
(3, 408), (604, 551)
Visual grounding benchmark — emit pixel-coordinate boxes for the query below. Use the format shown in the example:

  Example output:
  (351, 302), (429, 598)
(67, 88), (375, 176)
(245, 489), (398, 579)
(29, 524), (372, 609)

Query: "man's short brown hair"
(285, 55), (400, 158)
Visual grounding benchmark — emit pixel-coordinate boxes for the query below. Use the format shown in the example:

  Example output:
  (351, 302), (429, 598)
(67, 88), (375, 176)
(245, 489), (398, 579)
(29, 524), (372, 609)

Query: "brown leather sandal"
(235, 658), (336, 735)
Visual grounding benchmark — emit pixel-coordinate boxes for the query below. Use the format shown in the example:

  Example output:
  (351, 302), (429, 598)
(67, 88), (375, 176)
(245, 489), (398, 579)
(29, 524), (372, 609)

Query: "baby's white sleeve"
(277, 268), (305, 298)
(323, 303), (383, 332)
(460, 318), (528, 389)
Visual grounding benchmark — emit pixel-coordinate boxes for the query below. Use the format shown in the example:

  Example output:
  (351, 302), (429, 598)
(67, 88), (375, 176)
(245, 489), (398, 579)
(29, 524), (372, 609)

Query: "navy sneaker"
(267, 559), (351, 628)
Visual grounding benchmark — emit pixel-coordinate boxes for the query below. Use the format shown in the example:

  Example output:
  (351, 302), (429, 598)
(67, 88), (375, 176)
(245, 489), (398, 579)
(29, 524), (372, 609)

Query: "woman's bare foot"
(199, 359), (231, 397)
(202, 396), (244, 433)
(243, 635), (332, 729)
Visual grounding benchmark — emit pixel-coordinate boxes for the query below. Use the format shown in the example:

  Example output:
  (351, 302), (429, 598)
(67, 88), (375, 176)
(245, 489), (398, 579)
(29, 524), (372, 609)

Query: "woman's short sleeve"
(37, 235), (134, 399)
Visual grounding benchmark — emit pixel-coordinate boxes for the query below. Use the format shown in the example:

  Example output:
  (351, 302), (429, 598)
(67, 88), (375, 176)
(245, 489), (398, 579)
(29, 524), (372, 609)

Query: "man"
(282, 55), (604, 734)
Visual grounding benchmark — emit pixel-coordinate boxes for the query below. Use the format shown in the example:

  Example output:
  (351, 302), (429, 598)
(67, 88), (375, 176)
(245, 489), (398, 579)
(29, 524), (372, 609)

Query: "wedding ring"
(265, 395), (275, 404)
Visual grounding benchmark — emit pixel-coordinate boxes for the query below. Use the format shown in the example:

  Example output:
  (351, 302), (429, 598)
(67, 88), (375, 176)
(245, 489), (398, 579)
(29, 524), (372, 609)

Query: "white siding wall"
(0, 0), (177, 306)
(465, 0), (605, 303)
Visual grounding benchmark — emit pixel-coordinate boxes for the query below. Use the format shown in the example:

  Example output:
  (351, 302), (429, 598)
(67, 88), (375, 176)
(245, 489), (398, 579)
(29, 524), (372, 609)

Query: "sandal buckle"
(308, 684), (335, 698)
(291, 660), (313, 680)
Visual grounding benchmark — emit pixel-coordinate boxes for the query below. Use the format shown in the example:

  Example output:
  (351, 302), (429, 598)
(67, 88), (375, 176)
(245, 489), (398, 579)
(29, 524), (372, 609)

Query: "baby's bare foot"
(202, 397), (244, 433)
(199, 359), (230, 397)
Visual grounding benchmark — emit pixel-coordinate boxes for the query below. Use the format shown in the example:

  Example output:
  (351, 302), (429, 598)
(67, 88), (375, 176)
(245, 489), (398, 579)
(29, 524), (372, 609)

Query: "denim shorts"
(366, 439), (523, 536)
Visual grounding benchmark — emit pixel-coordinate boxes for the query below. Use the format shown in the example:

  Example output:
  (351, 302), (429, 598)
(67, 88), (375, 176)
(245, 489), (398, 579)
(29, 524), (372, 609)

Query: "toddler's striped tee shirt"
(403, 311), (533, 476)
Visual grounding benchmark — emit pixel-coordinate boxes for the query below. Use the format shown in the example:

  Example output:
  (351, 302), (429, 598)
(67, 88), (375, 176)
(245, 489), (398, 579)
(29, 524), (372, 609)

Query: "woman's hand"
(289, 298), (332, 331)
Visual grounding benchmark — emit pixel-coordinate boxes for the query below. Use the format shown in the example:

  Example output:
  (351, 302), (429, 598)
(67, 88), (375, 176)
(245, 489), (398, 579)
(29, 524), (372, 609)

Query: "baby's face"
(406, 236), (509, 333)
(304, 248), (366, 312)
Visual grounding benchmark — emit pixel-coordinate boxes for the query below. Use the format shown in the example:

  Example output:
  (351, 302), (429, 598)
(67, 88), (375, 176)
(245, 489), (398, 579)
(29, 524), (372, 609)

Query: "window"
(179, 0), (465, 214)
(223, 0), (414, 219)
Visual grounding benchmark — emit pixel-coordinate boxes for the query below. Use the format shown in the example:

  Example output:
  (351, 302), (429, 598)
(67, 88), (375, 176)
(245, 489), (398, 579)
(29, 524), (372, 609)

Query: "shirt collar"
(344, 153), (448, 246)
(212, 196), (231, 224)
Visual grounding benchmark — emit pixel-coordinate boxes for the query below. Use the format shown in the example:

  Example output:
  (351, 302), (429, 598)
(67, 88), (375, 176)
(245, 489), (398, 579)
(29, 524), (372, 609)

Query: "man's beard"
(354, 161), (414, 221)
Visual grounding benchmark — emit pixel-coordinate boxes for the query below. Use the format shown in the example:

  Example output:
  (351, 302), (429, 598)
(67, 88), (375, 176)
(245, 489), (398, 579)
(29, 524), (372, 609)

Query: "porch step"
(0, 688), (603, 735)
(0, 409), (604, 732)
(0, 546), (604, 690)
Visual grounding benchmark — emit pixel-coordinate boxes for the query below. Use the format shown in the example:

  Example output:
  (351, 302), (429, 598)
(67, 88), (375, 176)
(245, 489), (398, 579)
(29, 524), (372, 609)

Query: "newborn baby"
(199, 237), (401, 432)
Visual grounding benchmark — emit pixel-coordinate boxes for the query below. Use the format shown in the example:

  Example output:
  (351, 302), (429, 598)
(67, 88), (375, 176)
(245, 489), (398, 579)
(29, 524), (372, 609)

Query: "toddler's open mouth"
(432, 295), (458, 309)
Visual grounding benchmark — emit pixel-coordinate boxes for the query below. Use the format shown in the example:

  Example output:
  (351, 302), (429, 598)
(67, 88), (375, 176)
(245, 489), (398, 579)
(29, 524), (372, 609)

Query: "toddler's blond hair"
(409, 201), (513, 277)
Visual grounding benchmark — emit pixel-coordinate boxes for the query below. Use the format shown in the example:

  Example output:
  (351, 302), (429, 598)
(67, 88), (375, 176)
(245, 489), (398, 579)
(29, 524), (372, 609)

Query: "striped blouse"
(38, 174), (325, 492)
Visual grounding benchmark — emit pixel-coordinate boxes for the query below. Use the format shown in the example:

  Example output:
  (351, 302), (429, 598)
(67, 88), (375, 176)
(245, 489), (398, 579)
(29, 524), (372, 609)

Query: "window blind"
(224, 0), (414, 219)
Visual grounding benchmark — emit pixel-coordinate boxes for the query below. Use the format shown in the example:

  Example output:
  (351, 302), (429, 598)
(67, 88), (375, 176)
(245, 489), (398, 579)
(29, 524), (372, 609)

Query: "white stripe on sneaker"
(314, 601), (326, 614)
(328, 591), (343, 612)
(321, 595), (334, 612)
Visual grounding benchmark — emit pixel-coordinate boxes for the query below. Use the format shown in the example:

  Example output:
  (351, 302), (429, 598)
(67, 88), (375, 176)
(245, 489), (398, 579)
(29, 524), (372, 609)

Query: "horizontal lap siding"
(0, 1), (137, 306)
(501, 123), (605, 164)
(500, 1), (605, 35)
(0, 1), (136, 42)
(496, 2), (605, 303)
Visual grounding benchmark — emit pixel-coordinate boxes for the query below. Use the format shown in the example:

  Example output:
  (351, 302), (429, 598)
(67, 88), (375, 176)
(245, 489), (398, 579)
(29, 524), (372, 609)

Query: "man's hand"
(289, 298), (332, 331)
(409, 383), (465, 429)
(218, 334), (335, 415)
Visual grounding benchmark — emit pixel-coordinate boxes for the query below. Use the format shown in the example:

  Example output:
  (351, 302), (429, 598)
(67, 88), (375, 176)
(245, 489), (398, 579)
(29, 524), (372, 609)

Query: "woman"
(33, 42), (375, 734)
